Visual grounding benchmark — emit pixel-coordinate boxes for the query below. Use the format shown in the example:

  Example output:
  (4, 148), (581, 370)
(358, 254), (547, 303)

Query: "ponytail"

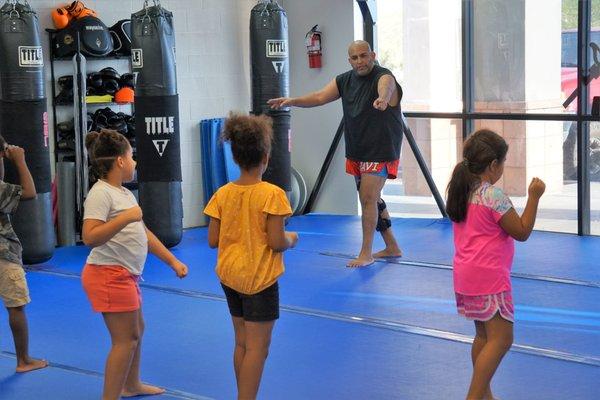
(446, 161), (480, 222)
(445, 129), (508, 222)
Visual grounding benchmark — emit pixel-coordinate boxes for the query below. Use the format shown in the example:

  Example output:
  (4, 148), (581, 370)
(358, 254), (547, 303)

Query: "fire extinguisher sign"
(266, 40), (288, 58)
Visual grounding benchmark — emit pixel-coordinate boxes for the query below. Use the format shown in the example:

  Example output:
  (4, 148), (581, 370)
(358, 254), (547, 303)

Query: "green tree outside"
(563, 0), (600, 30)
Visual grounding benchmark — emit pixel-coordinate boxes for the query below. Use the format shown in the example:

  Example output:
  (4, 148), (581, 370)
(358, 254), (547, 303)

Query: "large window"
(374, 0), (599, 235)
(382, 118), (462, 218)
(374, 0), (462, 226)
(377, 0), (462, 112)
(476, 119), (579, 233)
(473, 0), (566, 115)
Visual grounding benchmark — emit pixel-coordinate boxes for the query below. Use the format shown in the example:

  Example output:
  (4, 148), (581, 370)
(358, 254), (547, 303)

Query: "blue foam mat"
(0, 353), (202, 400)
(15, 215), (599, 399)
(31, 216), (600, 361)
(32, 250), (600, 360)
(286, 215), (600, 284)
(0, 272), (597, 400)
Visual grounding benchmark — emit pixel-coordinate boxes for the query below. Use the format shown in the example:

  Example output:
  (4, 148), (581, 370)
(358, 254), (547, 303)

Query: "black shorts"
(221, 281), (279, 322)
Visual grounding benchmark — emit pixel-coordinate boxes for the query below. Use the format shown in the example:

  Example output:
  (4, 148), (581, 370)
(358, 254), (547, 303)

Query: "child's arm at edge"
(499, 178), (545, 242)
(6, 146), (36, 200)
(208, 217), (220, 248)
(266, 214), (298, 252)
(82, 206), (141, 247)
(146, 226), (188, 278)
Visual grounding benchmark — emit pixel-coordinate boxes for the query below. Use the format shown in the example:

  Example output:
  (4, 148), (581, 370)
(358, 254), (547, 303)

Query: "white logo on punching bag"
(18, 46), (43, 67)
(266, 40), (288, 58)
(145, 116), (175, 157)
(272, 61), (285, 73)
(132, 49), (143, 68)
(152, 140), (169, 157)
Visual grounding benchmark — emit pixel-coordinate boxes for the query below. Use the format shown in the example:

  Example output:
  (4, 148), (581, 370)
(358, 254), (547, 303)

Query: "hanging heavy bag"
(250, 0), (291, 191)
(131, 0), (182, 247)
(0, 0), (54, 263)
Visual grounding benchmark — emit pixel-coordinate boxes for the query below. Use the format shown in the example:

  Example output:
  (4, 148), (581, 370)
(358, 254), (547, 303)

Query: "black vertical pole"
(47, 30), (59, 164)
(73, 32), (88, 231)
(356, 0), (374, 48)
(577, 0), (591, 235)
(461, 0), (474, 140)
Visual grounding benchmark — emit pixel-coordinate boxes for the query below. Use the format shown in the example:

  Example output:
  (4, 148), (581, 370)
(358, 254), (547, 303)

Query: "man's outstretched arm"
(373, 74), (398, 110)
(268, 79), (340, 109)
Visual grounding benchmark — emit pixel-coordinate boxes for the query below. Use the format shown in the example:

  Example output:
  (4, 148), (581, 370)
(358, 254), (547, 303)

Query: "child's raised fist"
(528, 177), (546, 199)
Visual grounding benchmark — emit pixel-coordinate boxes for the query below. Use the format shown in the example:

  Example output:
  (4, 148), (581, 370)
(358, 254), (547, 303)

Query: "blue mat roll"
(200, 117), (241, 208)
(223, 140), (240, 182)
(200, 119), (212, 205)
(209, 119), (227, 191)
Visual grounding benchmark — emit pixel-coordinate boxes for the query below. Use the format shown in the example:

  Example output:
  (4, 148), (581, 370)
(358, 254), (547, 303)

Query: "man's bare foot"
(347, 256), (375, 268)
(122, 383), (165, 397)
(16, 358), (48, 373)
(373, 247), (402, 259)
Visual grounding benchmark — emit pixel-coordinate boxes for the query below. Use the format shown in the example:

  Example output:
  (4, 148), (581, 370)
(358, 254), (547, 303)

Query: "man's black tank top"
(335, 64), (403, 162)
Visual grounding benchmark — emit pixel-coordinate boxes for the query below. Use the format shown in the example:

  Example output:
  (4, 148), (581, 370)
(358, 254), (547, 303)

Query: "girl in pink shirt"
(446, 129), (545, 400)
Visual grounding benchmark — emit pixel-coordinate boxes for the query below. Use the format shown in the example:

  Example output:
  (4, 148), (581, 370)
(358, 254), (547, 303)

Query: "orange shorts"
(81, 264), (141, 313)
(345, 159), (399, 179)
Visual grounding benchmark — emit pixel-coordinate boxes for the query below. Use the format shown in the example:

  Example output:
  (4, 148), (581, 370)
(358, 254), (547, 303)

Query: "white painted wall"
(24, 0), (357, 229)
(281, 0), (358, 215)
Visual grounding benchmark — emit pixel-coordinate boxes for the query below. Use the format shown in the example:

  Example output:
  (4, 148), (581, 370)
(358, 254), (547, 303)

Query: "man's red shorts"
(345, 159), (399, 179)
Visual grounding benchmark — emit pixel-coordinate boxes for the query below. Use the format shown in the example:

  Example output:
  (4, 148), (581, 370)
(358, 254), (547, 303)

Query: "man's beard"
(355, 63), (374, 76)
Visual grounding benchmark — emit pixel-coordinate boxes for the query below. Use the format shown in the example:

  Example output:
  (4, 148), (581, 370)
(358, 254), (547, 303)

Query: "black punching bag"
(131, 1), (182, 247)
(0, 1), (54, 264)
(250, 0), (291, 191)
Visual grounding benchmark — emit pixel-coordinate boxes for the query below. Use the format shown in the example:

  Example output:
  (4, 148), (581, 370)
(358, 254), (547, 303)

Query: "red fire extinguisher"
(305, 25), (322, 68)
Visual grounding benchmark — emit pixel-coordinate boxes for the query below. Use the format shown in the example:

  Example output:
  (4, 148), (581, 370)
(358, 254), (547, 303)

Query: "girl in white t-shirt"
(81, 129), (188, 400)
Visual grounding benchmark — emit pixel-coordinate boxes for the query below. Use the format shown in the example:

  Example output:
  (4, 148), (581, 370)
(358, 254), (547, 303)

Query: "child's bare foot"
(16, 358), (48, 373)
(373, 247), (402, 258)
(481, 388), (497, 400)
(122, 383), (165, 397)
(347, 256), (375, 267)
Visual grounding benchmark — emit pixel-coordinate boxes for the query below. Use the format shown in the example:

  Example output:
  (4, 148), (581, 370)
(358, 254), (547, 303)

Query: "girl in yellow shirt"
(204, 113), (298, 400)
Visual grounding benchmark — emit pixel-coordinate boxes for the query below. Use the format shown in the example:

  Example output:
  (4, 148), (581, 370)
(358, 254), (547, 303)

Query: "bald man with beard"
(268, 40), (404, 267)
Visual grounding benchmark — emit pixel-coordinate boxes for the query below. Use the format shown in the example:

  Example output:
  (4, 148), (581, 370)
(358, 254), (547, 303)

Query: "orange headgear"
(114, 87), (135, 104)
(52, 1), (98, 29)
(66, 1), (98, 19)
(51, 7), (71, 29)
